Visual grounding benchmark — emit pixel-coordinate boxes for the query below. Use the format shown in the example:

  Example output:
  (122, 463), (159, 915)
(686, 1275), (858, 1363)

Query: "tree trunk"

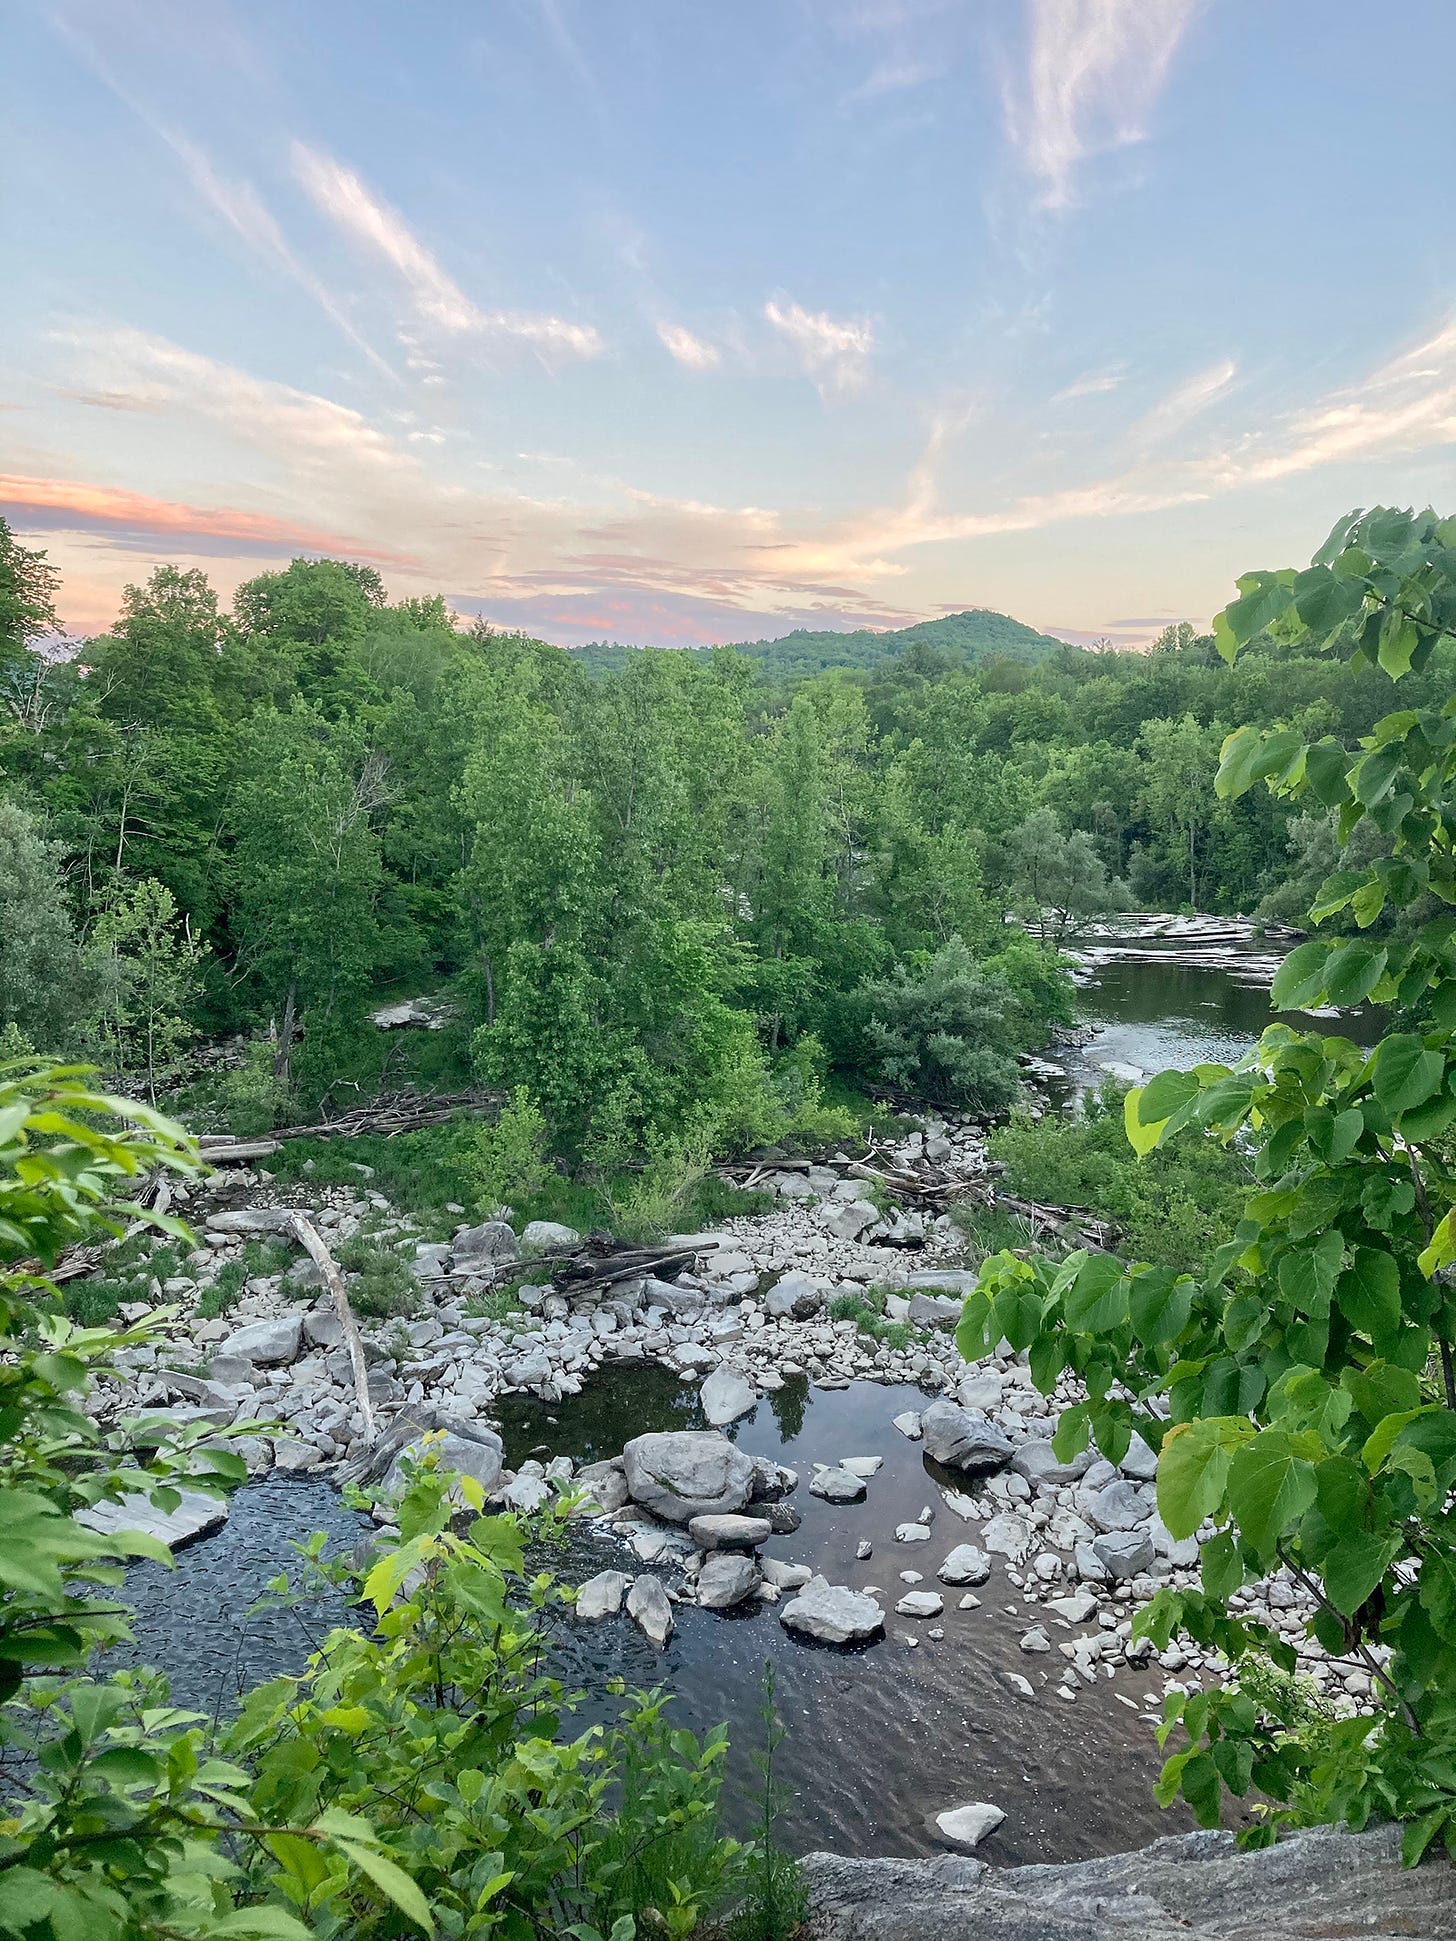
(286, 1213), (376, 1446)
(273, 981), (298, 1090)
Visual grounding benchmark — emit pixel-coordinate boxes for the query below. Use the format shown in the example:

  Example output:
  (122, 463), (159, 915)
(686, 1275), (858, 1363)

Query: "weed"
(464, 1282), (528, 1323)
(827, 1285), (915, 1353)
(951, 1201), (1042, 1263)
(728, 1663), (806, 1941)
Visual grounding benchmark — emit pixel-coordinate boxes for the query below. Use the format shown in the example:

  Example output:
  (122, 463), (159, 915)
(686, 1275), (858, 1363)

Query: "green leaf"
(1062, 1253), (1128, 1333)
(88, 1746), (163, 1786)
(1323, 1533), (1399, 1616)
(1362, 1404), (1439, 1473)
(1137, 1069), (1199, 1124)
(1277, 1232), (1344, 1313)
(1157, 1419), (1242, 1539)
(1128, 1268), (1192, 1346)
(1321, 942), (1387, 1007)
(1271, 942), (1330, 1012)
(337, 1839), (435, 1934)
(1303, 740), (1353, 807)
(1373, 1034), (1445, 1116)
(1226, 1431), (1318, 1559)
(1124, 1086), (1165, 1157)
(1336, 1248), (1402, 1339)
(1215, 725), (1265, 799)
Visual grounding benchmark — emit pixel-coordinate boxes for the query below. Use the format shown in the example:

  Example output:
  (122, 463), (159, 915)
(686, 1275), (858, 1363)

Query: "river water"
(125, 918), (1335, 1862)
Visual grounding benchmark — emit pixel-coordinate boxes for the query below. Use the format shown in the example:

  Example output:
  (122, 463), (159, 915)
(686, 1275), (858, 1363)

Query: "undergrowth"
(827, 1285), (914, 1352)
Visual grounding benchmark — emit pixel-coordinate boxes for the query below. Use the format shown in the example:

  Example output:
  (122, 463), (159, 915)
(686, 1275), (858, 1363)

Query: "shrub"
(827, 1285), (914, 1352)
(855, 936), (1026, 1111)
(466, 1084), (550, 1215)
(220, 1038), (295, 1136)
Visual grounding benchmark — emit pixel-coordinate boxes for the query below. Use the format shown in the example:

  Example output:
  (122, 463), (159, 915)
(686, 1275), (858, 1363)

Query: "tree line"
(1, 517), (1448, 1155)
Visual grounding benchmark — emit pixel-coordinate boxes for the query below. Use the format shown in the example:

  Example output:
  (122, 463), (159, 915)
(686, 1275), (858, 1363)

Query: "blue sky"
(4, 0), (1455, 646)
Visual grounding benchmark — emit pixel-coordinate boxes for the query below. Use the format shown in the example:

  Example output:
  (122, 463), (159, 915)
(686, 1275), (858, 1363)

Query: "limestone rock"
(688, 1513), (773, 1550)
(452, 1220), (518, 1271)
(697, 1552), (760, 1608)
(575, 1570), (630, 1620)
(205, 1207), (297, 1236)
(521, 1220), (580, 1250)
(895, 1590), (943, 1618)
(810, 1464), (867, 1504)
(220, 1315), (302, 1367)
(623, 1430), (755, 1525)
(1093, 1529), (1155, 1579)
(626, 1575), (674, 1647)
(780, 1576), (884, 1645)
(936, 1544), (992, 1586)
(919, 1400), (1013, 1471)
(932, 1801), (1004, 1852)
(700, 1366), (757, 1427)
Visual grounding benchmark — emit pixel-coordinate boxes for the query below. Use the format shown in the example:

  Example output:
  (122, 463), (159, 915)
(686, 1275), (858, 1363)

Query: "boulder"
(980, 1513), (1033, 1562)
(1010, 1439), (1090, 1487)
(906, 1292), (962, 1329)
(780, 1576), (884, 1645)
(1120, 1431), (1160, 1481)
(696, 1553), (760, 1608)
(749, 1456), (799, 1501)
(626, 1575), (674, 1647)
(381, 1426), (504, 1501)
(956, 1371), (1003, 1411)
(818, 1199), (880, 1242)
(623, 1430), (755, 1525)
(574, 1458), (630, 1514)
(452, 1221), (518, 1271)
(936, 1544), (992, 1586)
(688, 1513), (773, 1550)
(760, 1557), (813, 1591)
(810, 1465), (867, 1504)
(521, 1220), (580, 1250)
(895, 1590), (943, 1618)
(1080, 1480), (1151, 1533)
(575, 1570), (630, 1620)
(301, 1310), (344, 1350)
(919, 1400), (1013, 1471)
(932, 1801), (1004, 1852)
(207, 1353), (256, 1387)
(891, 1411), (923, 1440)
(219, 1315), (302, 1367)
(1093, 1529), (1155, 1579)
(700, 1366), (757, 1426)
(764, 1271), (825, 1319)
(205, 1207), (297, 1236)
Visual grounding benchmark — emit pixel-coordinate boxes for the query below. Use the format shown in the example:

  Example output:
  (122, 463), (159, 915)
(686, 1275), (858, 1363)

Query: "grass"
(827, 1285), (915, 1352)
(196, 1237), (293, 1320)
(951, 1201), (1043, 1263)
(263, 1119), (480, 1238)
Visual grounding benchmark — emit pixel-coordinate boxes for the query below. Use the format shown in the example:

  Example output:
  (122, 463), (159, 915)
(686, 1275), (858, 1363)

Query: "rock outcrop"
(801, 1824), (1455, 1941)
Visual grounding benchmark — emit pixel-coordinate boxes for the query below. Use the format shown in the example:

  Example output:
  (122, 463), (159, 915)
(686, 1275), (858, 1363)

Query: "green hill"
(569, 608), (1069, 682)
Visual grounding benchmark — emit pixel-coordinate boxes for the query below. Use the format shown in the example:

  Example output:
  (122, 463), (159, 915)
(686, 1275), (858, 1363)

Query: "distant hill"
(568, 608), (1069, 682)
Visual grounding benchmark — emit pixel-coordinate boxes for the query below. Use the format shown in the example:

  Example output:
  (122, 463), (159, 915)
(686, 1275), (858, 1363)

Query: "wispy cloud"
(1052, 362), (1127, 401)
(656, 322), (721, 371)
(1125, 355), (1238, 451)
(291, 142), (604, 358)
(840, 57), (944, 108)
(1004, 0), (1201, 209)
(763, 298), (875, 395)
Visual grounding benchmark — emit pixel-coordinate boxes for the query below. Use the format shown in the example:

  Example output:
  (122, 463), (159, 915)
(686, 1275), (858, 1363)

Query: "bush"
(854, 935), (1057, 1111)
(231, 1446), (745, 1936)
(827, 1284), (914, 1352)
(466, 1084), (550, 1215)
(220, 1038), (295, 1136)
(987, 1081), (1251, 1274)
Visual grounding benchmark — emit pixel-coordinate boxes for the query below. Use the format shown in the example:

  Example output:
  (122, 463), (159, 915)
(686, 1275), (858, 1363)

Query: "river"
(123, 917), (1344, 1862)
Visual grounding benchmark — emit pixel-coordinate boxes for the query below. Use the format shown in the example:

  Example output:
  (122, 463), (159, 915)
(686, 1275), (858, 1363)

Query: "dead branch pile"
(197, 1088), (490, 1164)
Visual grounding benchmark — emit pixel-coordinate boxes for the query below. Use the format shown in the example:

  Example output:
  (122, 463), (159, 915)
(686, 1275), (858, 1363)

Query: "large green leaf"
(1062, 1253), (1128, 1333)
(1323, 1532), (1400, 1616)
(1270, 942), (1329, 1012)
(1128, 1268), (1192, 1346)
(1373, 1034), (1444, 1115)
(1336, 1248), (1401, 1339)
(1321, 942), (1387, 1007)
(1277, 1231), (1344, 1313)
(1226, 1431), (1318, 1558)
(1157, 1419), (1246, 1539)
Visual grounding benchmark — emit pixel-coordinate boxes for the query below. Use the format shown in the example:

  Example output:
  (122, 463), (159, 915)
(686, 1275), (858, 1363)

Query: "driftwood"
(197, 1088), (490, 1164)
(549, 1236), (714, 1292)
(287, 1212), (376, 1446)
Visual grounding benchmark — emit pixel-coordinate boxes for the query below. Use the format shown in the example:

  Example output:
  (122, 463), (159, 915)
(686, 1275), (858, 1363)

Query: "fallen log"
(287, 1212), (376, 1447)
(195, 1088), (491, 1162)
(550, 1241), (714, 1291)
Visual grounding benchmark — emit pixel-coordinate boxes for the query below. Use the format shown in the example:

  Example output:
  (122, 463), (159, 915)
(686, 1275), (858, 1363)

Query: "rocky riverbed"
(87, 1113), (1385, 1858)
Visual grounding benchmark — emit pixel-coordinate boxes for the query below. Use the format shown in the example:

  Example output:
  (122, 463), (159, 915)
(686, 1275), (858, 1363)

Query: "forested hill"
(570, 606), (1067, 681)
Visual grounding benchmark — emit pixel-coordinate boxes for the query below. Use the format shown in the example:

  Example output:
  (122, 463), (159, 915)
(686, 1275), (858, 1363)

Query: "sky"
(4, 0), (1455, 650)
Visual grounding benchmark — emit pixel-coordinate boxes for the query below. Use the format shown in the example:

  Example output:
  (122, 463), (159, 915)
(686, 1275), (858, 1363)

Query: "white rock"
(699, 1366), (757, 1427)
(626, 1575), (674, 1647)
(934, 1802), (1005, 1851)
(894, 1522), (932, 1544)
(896, 1590), (944, 1618)
(575, 1570), (630, 1620)
(779, 1576), (884, 1645)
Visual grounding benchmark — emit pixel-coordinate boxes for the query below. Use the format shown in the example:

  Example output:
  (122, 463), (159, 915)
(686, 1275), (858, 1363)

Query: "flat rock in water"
(699, 1366), (757, 1426)
(810, 1464), (868, 1503)
(78, 1487), (227, 1552)
(799, 1824), (1456, 1941)
(688, 1513), (773, 1549)
(891, 1411), (922, 1441)
(931, 1801), (1004, 1851)
(893, 1522), (932, 1544)
(626, 1574), (674, 1647)
(895, 1590), (943, 1618)
(937, 1544), (992, 1586)
(760, 1556), (813, 1591)
(780, 1576), (884, 1645)
(696, 1552), (760, 1608)
(918, 1399), (1013, 1471)
(838, 1455), (882, 1476)
(575, 1570), (630, 1620)
(623, 1430), (756, 1525)
(981, 1513), (1033, 1562)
